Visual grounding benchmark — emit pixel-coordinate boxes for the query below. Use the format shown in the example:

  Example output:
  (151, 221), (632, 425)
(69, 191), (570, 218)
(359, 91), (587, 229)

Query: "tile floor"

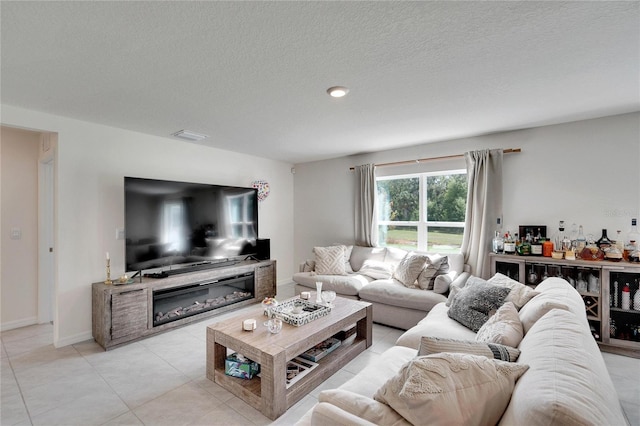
(1, 283), (639, 426)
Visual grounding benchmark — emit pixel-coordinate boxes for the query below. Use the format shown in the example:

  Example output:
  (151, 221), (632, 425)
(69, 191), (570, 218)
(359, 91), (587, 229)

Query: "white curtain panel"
(461, 149), (503, 278)
(354, 163), (376, 247)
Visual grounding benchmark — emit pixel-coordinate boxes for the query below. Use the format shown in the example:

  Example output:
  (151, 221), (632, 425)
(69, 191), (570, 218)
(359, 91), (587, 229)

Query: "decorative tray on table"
(265, 298), (331, 326)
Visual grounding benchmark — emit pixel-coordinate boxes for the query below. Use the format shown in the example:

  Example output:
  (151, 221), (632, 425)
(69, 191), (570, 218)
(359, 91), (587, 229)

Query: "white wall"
(1, 105), (294, 347)
(1, 127), (41, 329)
(294, 112), (640, 271)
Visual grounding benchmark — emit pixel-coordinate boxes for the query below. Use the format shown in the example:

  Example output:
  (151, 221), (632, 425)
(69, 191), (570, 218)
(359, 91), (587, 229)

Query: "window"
(376, 170), (467, 253)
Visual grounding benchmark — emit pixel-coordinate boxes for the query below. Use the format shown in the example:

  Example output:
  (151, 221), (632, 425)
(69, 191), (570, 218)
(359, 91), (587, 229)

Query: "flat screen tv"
(125, 177), (258, 273)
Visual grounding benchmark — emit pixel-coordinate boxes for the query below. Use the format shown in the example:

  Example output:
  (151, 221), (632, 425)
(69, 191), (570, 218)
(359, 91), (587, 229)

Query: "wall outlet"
(116, 228), (125, 240)
(10, 228), (22, 240)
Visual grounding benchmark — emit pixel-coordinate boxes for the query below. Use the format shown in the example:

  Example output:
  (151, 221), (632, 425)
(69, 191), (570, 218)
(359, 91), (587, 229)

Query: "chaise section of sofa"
(292, 245), (471, 329)
(295, 277), (627, 426)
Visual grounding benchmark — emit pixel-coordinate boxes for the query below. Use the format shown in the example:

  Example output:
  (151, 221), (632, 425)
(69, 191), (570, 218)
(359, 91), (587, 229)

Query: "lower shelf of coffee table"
(213, 335), (367, 407)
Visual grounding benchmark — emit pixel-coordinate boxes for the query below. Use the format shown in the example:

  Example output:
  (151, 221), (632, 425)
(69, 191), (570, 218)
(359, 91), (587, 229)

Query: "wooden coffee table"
(206, 295), (372, 420)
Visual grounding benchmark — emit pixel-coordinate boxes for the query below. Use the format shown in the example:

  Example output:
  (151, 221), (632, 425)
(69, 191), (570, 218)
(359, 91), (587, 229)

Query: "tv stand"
(92, 259), (276, 350)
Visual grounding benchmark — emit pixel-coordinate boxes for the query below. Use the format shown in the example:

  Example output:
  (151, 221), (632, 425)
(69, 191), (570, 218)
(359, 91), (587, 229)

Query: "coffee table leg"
(259, 350), (287, 420)
(357, 304), (373, 348)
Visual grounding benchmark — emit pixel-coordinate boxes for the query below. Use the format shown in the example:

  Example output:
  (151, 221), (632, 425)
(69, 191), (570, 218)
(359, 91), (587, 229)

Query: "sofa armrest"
(451, 271), (470, 289)
(310, 403), (378, 426)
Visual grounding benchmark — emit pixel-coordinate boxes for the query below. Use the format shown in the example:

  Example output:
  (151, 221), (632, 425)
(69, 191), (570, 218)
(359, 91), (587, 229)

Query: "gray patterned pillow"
(447, 279), (511, 332)
(419, 336), (521, 362)
(393, 252), (428, 287)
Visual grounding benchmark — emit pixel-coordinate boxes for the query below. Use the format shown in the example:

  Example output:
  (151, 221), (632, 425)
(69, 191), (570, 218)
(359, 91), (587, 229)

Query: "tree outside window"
(377, 171), (467, 252)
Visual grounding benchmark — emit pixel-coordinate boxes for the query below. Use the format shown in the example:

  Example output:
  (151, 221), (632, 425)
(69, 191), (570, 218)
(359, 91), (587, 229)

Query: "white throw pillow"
(488, 273), (539, 310)
(374, 353), (529, 426)
(433, 271), (456, 294)
(313, 246), (347, 275)
(416, 255), (449, 290)
(475, 302), (524, 348)
(392, 252), (428, 287)
(358, 260), (394, 280)
(419, 336), (521, 362)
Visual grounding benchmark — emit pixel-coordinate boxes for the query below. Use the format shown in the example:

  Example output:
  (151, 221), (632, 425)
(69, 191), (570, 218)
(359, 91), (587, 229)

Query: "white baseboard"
(54, 331), (93, 348)
(0, 316), (38, 332)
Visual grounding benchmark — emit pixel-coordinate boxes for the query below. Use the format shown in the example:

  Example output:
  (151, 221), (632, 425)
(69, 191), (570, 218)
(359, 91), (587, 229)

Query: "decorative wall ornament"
(252, 179), (270, 202)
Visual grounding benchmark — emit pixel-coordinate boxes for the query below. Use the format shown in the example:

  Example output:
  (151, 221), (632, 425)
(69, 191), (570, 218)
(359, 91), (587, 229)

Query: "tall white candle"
(106, 252), (110, 260)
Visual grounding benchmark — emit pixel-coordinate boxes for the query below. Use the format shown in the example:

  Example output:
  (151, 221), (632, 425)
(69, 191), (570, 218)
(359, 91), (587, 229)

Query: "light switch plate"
(10, 228), (22, 240)
(116, 228), (125, 240)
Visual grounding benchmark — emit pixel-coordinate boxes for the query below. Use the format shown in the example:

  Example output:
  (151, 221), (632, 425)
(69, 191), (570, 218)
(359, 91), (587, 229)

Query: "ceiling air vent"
(171, 130), (208, 141)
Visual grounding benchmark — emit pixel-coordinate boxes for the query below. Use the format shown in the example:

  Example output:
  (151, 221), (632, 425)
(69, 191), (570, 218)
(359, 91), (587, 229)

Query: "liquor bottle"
(625, 218), (640, 261)
(492, 218), (504, 253)
(555, 221), (566, 252)
(596, 229), (613, 250)
(492, 230), (504, 254)
(531, 228), (543, 256)
(520, 234), (531, 256)
(575, 225), (587, 253)
(503, 231), (516, 254)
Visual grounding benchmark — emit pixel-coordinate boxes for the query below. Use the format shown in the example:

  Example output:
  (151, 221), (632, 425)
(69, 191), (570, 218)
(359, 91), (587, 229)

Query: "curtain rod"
(349, 148), (521, 171)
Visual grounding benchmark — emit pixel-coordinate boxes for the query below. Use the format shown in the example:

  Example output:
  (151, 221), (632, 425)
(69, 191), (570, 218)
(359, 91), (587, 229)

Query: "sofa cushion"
(310, 403), (378, 426)
(340, 346), (417, 398)
(416, 255), (448, 290)
(358, 260), (394, 280)
(488, 273), (539, 310)
(447, 278), (511, 332)
(475, 302), (524, 348)
(393, 252), (428, 287)
(292, 272), (372, 296)
(317, 390), (410, 426)
(499, 309), (627, 426)
(395, 303), (477, 350)
(314, 245), (347, 275)
(350, 246), (386, 272)
(419, 336), (521, 362)
(373, 352), (529, 426)
(358, 279), (447, 312)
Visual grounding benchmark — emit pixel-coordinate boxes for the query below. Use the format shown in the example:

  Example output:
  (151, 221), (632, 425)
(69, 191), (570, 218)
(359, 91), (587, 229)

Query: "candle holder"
(105, 259), (113, 285)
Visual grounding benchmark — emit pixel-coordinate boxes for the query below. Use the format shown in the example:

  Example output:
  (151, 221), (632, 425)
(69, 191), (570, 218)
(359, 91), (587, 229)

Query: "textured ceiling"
(1, 1), (639, 164)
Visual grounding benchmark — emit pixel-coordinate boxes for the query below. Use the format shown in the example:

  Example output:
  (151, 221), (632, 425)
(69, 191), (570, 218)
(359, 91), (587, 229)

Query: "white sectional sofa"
(292, 245), (471, 330)
(296, 277), (627, 425)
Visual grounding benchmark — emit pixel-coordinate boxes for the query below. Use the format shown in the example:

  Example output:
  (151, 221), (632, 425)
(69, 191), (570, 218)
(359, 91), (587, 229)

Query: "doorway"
(38, 150), (55, 324)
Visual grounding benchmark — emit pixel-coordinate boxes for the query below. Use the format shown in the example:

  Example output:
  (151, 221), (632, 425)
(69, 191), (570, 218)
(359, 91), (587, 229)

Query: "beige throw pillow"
(475, 302), (524, 348)
(313, 245), (347, 275)
(518, 295), (570, 334)
(419, 336), (521, 362)
(488, 273), (539, 310)
(416, 255), (449, 290)
(393, 252), (428, 287)
(374, 353), (529, 426)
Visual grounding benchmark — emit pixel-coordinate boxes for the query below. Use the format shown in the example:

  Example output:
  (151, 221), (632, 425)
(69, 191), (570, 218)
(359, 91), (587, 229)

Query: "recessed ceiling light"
(327, 86), (350, 98)
(171, 130), (209, 141)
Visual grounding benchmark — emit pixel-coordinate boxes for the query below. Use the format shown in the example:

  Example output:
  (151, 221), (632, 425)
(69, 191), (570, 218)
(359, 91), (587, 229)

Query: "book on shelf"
(299, 337), (341, 362)
(286, 357), (318, 388)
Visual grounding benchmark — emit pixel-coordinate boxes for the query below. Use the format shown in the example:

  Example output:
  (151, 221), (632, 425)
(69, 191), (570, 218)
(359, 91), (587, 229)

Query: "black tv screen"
(124, 177), (258, 273)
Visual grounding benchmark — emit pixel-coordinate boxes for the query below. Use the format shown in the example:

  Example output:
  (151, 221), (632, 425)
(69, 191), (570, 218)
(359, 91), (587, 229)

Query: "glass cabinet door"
(605, 267), (640, 345)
